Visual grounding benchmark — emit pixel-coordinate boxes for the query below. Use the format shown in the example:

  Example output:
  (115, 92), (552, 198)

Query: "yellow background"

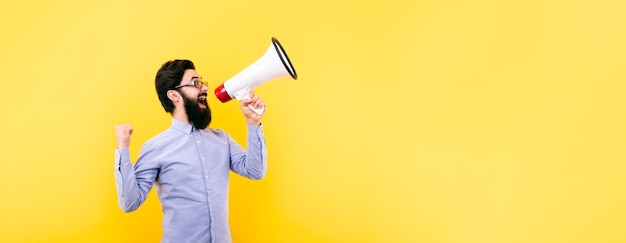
(1, 0), (625, 242)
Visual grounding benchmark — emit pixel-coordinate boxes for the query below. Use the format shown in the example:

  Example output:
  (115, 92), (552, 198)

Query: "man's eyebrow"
(191, 76), (200, 80)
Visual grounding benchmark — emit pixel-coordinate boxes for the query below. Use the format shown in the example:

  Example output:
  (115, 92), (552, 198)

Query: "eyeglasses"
(173, 79), (208, 90)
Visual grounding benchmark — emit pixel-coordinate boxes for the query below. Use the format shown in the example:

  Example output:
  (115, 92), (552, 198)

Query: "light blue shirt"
(114, 118), (267, 243)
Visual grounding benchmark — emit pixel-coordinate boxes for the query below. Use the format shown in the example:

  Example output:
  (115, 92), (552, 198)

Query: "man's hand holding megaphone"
(240, 90), (265, 126)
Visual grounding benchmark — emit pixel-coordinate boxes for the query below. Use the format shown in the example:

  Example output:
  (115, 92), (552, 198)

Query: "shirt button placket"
(201, 156), (209, 178)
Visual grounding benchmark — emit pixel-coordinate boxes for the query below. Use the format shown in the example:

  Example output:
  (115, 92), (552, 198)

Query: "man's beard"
(181, 91), (212, 130)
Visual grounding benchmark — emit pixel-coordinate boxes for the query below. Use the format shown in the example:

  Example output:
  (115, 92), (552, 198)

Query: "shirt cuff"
(247, 123), (264, 138)
(115, 147), (132, 169)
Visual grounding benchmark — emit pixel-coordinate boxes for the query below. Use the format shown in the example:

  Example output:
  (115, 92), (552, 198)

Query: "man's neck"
(172, 109), (191, 125)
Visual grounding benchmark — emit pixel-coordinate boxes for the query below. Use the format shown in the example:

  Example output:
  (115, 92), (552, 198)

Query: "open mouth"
(198, 94), (208, 107)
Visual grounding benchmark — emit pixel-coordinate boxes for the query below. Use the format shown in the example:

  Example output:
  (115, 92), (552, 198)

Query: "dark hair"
(155, 59), (195, 113)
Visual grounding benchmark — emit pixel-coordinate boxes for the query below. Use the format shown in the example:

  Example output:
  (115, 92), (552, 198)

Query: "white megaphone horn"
(214, 37), (298, 115)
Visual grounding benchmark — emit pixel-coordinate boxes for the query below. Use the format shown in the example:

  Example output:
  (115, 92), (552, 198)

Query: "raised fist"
(114, 124), (134, 148)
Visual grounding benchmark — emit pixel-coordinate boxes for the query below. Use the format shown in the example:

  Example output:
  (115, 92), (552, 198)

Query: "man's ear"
(167, 90), (180, 103)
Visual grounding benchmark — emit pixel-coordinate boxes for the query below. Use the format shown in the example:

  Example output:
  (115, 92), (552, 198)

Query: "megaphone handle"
(249, 105), (265, 115)
(233, 88), (265, 115)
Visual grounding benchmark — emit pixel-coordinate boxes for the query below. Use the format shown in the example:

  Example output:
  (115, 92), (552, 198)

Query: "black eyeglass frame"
(172, 79), (208, 90)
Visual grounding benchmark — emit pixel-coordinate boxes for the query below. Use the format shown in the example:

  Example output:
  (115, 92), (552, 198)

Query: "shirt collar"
(171, 118), (194, 134)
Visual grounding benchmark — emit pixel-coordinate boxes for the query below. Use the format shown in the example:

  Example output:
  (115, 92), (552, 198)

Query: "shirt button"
(205, 175), (209, 178)
(196, 140), (200, 144)
(201, 157), (205, 160)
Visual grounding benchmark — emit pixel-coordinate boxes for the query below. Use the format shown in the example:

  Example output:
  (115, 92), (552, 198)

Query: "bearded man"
(114, 59), (267, 243)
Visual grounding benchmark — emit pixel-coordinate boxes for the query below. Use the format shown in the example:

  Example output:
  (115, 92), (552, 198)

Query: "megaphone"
(214, 37), (298, 115)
